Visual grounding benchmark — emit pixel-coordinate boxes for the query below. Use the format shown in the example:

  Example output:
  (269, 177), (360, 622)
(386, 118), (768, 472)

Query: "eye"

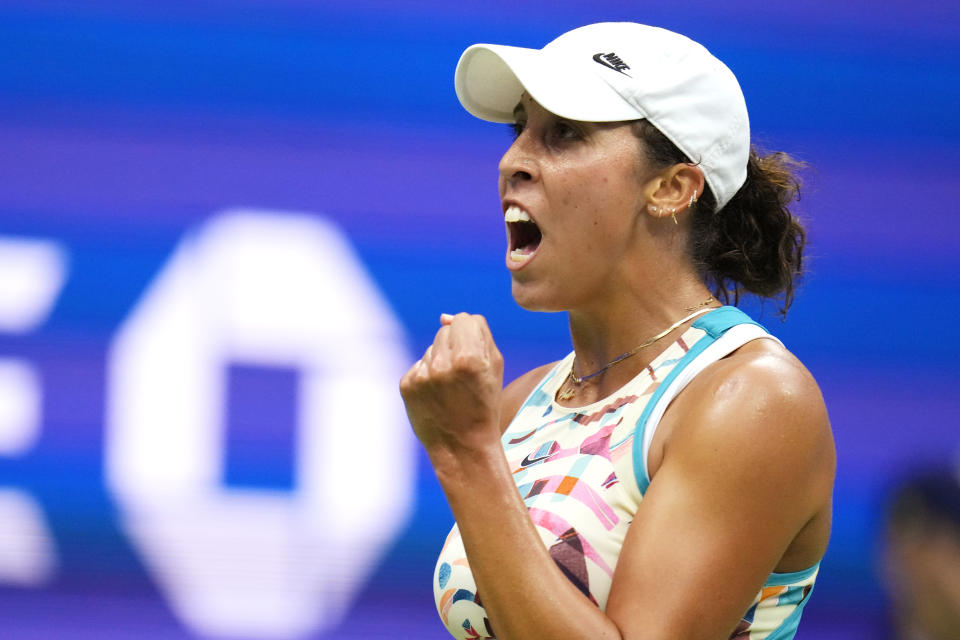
(550, 120), (581, 142)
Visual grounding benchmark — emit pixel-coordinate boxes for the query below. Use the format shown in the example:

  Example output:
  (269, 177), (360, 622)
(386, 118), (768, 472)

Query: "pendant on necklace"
(557, 385), (575, 401)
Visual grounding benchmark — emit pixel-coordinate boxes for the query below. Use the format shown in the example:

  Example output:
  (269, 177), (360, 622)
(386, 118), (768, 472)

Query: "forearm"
(430, 443), (624, 640)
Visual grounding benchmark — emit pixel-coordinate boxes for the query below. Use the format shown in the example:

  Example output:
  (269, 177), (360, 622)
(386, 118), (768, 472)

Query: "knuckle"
(452, 352), (483, 373)
(400, 361), (433, 393)
(423, 357), (447, 379)
(434, 360), (452, 378)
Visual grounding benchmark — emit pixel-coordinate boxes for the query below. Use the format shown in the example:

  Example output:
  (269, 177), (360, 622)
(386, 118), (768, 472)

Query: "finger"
(474, 314), (495, 347)
(456, 313), (491, 346)
(424, 325), (456, 374)
(399, 359), (423, 393)
(433, 323), (454, 352)
(405, 356), (426, 375)
(469, 315), (503, 365)
(445, 315), (492, 369)
(440, 311), (473, 327)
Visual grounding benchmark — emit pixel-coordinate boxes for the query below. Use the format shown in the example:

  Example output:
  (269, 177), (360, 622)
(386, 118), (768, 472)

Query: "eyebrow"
(512, 103), (525, 120)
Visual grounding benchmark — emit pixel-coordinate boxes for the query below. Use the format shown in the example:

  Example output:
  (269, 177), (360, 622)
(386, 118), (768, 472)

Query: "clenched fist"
(399, 313), (505, 457)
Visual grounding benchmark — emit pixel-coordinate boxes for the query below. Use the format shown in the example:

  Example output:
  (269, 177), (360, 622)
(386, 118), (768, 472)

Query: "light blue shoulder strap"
(632, 306), (766, 494)
(691, 305), (764, 339)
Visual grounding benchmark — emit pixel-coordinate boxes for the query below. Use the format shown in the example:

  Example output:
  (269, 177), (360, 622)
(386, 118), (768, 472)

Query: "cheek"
(587, 171), (641, 222)
(549, 149), (643, 229)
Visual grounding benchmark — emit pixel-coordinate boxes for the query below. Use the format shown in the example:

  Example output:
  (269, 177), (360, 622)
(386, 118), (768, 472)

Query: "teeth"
(504, 205), (531, 223)
(509, 249), (528, 262)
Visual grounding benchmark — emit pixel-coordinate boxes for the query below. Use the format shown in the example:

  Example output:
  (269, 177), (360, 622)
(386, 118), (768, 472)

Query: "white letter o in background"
(106, 210), (415, 639)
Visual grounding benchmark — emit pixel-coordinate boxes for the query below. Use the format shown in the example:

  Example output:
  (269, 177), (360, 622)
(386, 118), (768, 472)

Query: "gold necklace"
(557, 298), (717, 402)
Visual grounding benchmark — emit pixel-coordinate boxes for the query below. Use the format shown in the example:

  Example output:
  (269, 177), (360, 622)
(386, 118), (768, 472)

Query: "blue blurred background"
(0, 1), (957, 638)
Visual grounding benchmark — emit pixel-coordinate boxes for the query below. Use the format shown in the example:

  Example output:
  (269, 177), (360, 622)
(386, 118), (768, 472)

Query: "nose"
(498, 136), (538, 189)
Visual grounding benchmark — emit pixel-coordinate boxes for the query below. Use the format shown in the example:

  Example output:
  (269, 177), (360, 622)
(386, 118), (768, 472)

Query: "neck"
(563, 272), (717, 403)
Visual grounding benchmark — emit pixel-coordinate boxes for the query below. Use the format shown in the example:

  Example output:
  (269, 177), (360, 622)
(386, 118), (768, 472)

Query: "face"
(498, 96), (654, 311)
(884, 524), (960, 639)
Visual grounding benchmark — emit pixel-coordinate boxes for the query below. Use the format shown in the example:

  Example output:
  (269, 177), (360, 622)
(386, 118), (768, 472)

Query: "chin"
(510, 279), (568, 313)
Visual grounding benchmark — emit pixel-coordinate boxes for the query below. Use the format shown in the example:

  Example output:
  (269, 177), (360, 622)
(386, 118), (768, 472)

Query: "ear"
(642, 164), (706, 222)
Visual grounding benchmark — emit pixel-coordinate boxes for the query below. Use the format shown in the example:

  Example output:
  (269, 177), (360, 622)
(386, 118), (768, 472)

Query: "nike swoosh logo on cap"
(592, 52), (632, 77)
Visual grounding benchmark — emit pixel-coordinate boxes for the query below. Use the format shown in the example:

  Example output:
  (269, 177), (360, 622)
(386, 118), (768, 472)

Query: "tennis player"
(401, 22), (835, 640)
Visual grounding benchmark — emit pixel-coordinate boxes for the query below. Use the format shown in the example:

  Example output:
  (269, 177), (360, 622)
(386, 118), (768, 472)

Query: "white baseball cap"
(454, 22), (750, 211)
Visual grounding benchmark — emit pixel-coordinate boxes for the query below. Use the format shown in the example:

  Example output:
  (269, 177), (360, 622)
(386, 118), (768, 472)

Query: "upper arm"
(498, 362), (558, 434)
(605, 344), (834, 640)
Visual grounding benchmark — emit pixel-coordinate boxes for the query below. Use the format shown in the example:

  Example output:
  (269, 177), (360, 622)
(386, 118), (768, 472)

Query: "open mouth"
(505, 205), (542, 263)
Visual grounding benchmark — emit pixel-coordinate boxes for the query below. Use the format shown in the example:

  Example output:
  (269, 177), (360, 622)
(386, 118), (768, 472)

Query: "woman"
(400, 22), (835, 640)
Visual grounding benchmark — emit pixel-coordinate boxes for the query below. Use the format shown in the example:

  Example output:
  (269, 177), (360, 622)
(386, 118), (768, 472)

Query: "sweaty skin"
(400, 97), (834, 640)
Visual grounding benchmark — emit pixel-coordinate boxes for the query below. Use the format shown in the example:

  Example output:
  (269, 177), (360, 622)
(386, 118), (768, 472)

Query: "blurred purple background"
(0, 1), (957, 637)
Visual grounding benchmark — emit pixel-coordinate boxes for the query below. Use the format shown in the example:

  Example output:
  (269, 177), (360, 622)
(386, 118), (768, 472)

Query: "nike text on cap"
(454, 22), (750, 211)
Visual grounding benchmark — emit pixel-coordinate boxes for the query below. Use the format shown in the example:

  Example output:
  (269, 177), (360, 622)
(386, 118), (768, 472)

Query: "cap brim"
(454, 43), (641, 124)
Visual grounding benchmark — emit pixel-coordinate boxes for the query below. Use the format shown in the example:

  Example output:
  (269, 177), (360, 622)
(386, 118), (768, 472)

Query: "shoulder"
(682, 338), (829, 450)
(695, 338), (828, 438)
(657, 337), (834, 509)
(498, 361), (560, 434)
(606, 339), (833, 633)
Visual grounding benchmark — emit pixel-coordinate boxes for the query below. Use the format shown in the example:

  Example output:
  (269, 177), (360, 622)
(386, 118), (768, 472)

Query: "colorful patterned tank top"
(433, 307), (819, 639)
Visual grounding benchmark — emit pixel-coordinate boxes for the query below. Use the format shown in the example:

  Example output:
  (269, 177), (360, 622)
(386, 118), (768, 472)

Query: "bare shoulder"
(606, 340), (835, 634)
(663, 337), (835, 504)
(647, 337), (835, 571)
(677, 336), (824, 420)
(498, 362), (559, 434)
(704, 338), (828, 436)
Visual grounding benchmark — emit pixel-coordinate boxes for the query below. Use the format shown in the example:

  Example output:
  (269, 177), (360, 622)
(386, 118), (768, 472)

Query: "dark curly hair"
(632, 120), (807, 316)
